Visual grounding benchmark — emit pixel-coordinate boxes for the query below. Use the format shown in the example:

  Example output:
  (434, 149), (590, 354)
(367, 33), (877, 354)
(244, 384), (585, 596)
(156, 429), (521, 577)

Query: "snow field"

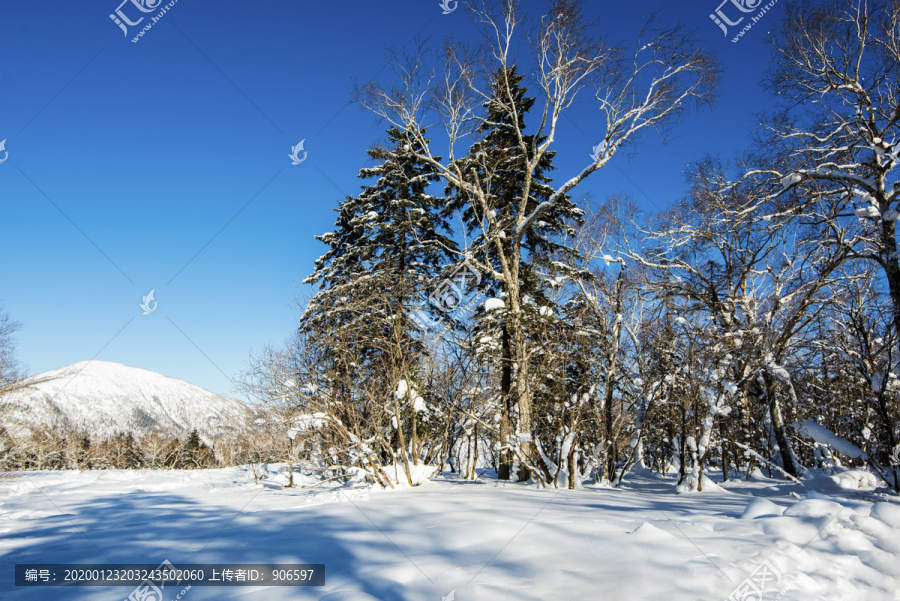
(0, 466), (897, 600)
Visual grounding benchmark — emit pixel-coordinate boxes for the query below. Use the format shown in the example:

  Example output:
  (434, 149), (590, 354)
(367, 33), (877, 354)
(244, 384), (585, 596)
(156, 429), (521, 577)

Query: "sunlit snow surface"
(0, 466), (898, 600)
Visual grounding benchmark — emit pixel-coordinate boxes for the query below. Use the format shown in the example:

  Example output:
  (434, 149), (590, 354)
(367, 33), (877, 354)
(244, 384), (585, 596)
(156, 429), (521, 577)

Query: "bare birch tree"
(356, 0), (720, 482)
(763, 0), (900, 338)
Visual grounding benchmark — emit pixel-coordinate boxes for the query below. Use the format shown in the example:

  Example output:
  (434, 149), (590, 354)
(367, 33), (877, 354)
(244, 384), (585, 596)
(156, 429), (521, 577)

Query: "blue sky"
(0, 0), (782, 397)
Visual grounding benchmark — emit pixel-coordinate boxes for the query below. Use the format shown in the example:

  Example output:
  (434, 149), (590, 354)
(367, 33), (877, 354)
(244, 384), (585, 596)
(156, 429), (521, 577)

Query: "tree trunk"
(604, 379), (616, 481)
(604, 273), (624, 480)
(410, 401), (420, 466)
(879, 215), (900, 337)
(678, 404), (687, 485)
(498, 322), (513, 480)
(874, 388), (900, 492)
(720, 422), (729, 482)
(509, 307), (544, 482)
(763, 373), (799, 478)
(392, 396), (414, 485)
(877, 215), (900, 491)
(473, 424), (479, 479)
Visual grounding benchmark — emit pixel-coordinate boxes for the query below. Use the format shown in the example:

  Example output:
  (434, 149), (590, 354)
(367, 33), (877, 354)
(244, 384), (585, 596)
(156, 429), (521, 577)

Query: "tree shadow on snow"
(0, 487), (453, 601)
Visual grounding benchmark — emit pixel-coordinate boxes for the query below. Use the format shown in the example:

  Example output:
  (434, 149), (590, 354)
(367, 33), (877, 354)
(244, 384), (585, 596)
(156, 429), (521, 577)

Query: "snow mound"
(803, 490), (871, 517)
(630, 521), (678, 540)
(741, 498), (786, 519)
(783, 498), (844, 519)
(870, 502), (900, 529)
(383, 463), (437, 488)
(675, 473), (723, 493)
(747, 467), (768, 480)
(827, 469), (883, 490)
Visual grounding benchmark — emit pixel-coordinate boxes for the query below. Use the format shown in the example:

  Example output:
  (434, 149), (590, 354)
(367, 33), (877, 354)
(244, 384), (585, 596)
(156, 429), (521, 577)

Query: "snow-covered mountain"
(0, 361), (251, 441)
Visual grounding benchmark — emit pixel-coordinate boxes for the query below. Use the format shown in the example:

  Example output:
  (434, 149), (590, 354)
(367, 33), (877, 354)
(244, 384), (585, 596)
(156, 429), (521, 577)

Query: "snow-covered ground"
(1, 466), (898, 600)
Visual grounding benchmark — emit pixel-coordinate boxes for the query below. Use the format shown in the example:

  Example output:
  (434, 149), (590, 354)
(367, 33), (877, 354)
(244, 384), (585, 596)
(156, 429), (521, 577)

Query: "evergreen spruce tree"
(186, 429), (201, 451)
(448, 66), (584, 479)
(78, 433), (91, 469)
(180, 428), (213, 469)
(301, 125), (457, 477)
(302, 124), (457, 357)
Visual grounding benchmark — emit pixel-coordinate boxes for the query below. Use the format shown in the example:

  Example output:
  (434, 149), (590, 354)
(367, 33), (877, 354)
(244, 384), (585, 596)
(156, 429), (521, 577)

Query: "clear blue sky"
(0, 0), (782, 397)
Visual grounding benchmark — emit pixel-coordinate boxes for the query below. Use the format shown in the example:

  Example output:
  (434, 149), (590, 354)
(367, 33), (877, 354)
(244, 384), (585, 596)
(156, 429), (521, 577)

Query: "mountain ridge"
(0, 360), (251, 442)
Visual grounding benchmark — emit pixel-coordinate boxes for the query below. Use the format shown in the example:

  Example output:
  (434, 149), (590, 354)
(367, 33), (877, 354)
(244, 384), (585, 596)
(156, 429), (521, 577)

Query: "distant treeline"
(0, 426), (286, 471)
